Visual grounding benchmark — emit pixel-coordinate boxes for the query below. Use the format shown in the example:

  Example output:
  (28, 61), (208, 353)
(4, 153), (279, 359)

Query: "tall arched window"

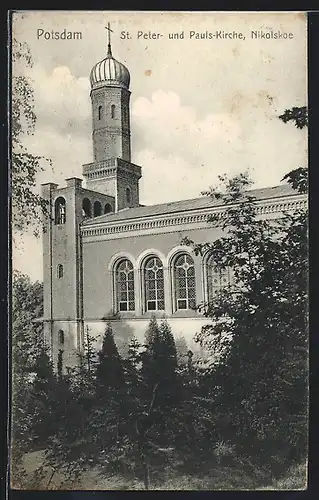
(94, 200), (102, 217)
(98, 105), (103, 120)
(144, 257), (165, 311)
(116, 259), (135, 312)
(111, 104), (116, 119)
(57, 264), (63, 279)
(126, 187), (131, 204)
(173, 254), (196, 310)
(54, 197), (66, 225)
(206, 256), (232, 302)
(58, 330), (64, 345)
(82, 198), (92, 218)
(104, 203), (112, 214)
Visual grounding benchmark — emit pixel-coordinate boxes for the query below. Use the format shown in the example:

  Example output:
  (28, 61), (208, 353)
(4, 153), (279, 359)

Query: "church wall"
(50, 188), (79, 320)
(44, 320), (82, 372)
(47, 317), (213, 373)
(84, 317), (211, 361)
(82, 224), (224, 320)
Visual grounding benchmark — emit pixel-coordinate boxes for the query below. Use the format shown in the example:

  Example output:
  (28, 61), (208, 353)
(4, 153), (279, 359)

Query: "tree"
(12, 38), (50, 236)
(279, 106), (308, 194)
(95, 323), (125, 398)
(11, 271), (59, 487)
(279, 106), (308, 129)
(182, 122), (308, 470)
(12, 270), (44, 374)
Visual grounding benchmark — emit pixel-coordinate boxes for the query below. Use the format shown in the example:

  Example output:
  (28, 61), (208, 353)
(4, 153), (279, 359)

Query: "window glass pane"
(144, 256), (165, 311)
(188, 277), (196, 288)
(206, 256), (232, 302)
(177, 299), (187, 310)
(116, 259), (135, 312)
(173, 254), (196, 310)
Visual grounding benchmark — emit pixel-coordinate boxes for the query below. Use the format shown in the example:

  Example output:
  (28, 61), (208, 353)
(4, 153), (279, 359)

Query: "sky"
(12, 11), (307, 281)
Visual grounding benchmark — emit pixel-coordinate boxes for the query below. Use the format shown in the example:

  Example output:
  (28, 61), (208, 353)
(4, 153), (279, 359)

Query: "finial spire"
(105, 22), (113, 57)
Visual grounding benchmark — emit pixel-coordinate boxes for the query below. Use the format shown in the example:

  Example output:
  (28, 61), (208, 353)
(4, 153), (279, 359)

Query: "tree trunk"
(143, 454), (150, 490)
(46, 468), (56, 488)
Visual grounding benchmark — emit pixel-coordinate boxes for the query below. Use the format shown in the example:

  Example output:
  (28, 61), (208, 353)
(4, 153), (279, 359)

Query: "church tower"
(83, 27), (142, 212)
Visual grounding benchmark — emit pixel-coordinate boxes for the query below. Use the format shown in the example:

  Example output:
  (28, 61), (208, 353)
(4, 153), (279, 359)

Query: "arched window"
(98, 105), (103, 120)
(57, 264), (63, 279)
(116, 259), (135, 312)
(206, 256), (232, 302)
(94, 200), (102, 217)
(111, 104), (116, 119)
(104, 203), (112, 214)
(54, 197), (66, 225)
(82, 198), (92, 218)
(144, 256), (165, 311)
(126, 187), (131, 204)
(173, 254), (196, 310)
(58, 330), (64, 345)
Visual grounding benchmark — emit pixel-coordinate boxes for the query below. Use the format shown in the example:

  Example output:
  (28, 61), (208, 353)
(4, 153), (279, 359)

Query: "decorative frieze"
(81, 197), (307, 239)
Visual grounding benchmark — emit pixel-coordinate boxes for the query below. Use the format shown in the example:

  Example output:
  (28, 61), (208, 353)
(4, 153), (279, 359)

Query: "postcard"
(11, 11), (308, 490)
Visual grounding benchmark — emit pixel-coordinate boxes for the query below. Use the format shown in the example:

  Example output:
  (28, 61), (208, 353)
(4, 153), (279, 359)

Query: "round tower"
(90, 40), (131, 162)
(83, 27), (142, 211)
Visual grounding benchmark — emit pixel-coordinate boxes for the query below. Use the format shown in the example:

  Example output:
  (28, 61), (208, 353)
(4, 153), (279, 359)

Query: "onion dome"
(90, 43), (130, 90)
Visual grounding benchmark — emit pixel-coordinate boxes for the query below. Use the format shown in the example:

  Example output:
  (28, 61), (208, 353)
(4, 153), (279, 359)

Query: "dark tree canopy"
(279, 106), (308, 129)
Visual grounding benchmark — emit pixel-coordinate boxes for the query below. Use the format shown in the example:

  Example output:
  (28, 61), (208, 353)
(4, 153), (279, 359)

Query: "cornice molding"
(81, 194), (307, 241)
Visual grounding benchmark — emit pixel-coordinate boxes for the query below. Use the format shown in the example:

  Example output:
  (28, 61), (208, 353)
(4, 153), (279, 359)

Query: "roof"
(82, 183), (301, 226)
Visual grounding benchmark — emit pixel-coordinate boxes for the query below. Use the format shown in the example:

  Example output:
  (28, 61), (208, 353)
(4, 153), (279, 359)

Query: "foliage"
(12, 38), (50, 236)
(11, 271), (58, 486)
(95, 323), (125, 397)
(279, 106), (308, 129)
(279, 106), (308, 194)
(282, 167), (308, 194)
(182, 154), (308, 467)
(12, 270), (44, 373)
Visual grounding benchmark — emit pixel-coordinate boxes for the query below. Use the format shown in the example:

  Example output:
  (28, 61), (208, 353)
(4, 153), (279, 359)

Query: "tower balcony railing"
(83, 158), (142, 178)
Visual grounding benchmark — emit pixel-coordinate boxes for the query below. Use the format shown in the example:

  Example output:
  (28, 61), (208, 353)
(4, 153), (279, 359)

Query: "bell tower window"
(126, 187), (131, 204)
(98, 105), (103, 120)
(58, 330), (65, 345)
(54, 197), (66, 225)
(94, 201), (102, 217)
(104, 203), (112, 214)
(82, 198), (92, 218)
(111, 104), (116, 119)
(57, 264), (63, 279)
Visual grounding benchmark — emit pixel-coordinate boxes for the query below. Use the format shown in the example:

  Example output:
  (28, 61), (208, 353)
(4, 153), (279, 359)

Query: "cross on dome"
(105, 22), (113, 57)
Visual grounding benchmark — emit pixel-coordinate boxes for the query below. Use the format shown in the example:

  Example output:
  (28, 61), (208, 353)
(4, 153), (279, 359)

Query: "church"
(41, 38), (306, 370)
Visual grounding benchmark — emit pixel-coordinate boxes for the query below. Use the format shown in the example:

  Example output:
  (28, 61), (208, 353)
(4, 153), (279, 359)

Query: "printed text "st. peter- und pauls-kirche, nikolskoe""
(36, 28), (294, 41)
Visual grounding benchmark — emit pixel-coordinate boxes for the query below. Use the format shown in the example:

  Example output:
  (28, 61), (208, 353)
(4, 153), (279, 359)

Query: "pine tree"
(127, 335), (142, 368)
(95, 323), (125, 399)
